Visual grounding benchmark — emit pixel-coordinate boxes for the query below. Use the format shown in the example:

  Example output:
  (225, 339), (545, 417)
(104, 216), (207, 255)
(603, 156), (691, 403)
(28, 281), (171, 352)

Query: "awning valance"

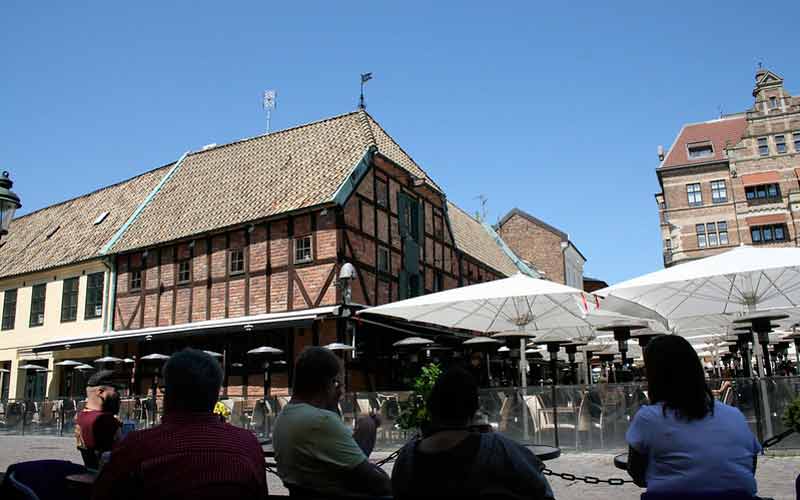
(32, 306), (340, 353)
(741, 171), (781, 186)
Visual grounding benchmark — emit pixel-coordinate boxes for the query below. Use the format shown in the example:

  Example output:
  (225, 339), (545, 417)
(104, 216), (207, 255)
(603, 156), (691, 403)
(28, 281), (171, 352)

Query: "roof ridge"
(356, 109), (377, 147)
(364, 113), (440, 189)
(12, 161), (175, 222)
(185, 110), (364, 157)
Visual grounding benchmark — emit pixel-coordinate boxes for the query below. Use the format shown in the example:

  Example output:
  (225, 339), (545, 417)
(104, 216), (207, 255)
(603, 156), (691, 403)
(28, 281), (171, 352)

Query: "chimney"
(657, 145), (665, 161)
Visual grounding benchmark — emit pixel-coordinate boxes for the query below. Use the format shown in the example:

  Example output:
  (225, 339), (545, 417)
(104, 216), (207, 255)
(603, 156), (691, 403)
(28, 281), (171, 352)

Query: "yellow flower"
(213, 401), (231, 417)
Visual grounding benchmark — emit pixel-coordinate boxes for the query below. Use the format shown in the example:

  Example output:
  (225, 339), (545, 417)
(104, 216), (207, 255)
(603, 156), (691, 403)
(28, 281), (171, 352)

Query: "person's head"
(163, 348), (223, 414)
(644, 335), (713, 420)
(292, 346), (342, 411)
(85, 370), (121, 414)
(427, 366), (479, 427)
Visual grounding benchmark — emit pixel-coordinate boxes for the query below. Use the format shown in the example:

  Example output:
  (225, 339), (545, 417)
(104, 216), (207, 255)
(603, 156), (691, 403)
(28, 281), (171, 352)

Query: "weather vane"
(359, 73), (372, 109)
(263, 90), (277, 133)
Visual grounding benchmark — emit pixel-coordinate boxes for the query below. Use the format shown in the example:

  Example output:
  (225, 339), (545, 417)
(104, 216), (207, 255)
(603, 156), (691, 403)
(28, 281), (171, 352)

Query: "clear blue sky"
(2, 2), (798, 284)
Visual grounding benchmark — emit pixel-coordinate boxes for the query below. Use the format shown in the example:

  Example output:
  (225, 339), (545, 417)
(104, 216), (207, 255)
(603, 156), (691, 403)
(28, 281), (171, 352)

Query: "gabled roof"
(497, 208), (587, 263)
(446, 201), (520, 277)
(0, 166), (171, 280)
(110, 110), (439, 253)
(659, 115), (746, 169)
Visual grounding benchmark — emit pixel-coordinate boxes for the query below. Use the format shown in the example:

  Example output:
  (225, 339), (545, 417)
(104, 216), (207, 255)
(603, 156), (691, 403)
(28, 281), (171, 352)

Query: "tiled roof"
(446, 201), (519, 277)
(660, 115), (746, 169)
(0, 166), (171, 279)
(111, 110), (439, 252)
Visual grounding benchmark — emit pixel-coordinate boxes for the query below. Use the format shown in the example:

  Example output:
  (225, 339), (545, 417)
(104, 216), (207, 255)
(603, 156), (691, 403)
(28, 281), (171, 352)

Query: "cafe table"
(614, 452), (628, 470)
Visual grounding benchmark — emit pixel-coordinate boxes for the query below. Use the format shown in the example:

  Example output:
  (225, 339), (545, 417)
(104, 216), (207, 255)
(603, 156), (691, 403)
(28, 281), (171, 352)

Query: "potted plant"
(396, 363), (441, 435)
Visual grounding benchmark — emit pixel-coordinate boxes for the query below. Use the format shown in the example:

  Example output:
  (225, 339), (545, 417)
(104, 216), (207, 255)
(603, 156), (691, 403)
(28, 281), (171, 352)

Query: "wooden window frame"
(294, 235), (313, 265)
(757, 137), (769, 156)
(130, 269), (143, 291)
(375, 178), (389, 208)
(2, 289), (17, 330)
(229, 248), (245, 275)
(710, 180), (727, 204)
(29, 283), (46, 327)
(377, 246), (390, 273)
(60, 277), (79, 323)
(686, 183), (702, 207)
(85, 272), (104, 320)
(177, 259), (191, 284)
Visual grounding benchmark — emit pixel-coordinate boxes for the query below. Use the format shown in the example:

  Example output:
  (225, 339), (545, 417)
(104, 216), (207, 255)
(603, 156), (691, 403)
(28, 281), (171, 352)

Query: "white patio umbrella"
(392, 337), (434, 348)
(247, 346), (284, 356)
(75, 364), (95, 371)
(54, 360), (83, 367)
(18, 364), (47, 371)
(599, 245), (800, 437)
(203, 350), (223, 358)
(140, 353), (170, 361)
(95, 356), (123, 364)
(323, 342), (355, 351)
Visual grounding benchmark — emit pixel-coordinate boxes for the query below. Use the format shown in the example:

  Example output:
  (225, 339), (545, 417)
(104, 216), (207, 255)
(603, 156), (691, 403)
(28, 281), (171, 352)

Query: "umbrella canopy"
(362, 274), (602, 334)
(497, 346), (510, 353)
(392, 337), (434, 348)
(54, 360), (83, 367)
(75, 364), (95, 371)
(140, 353), (170, 361)
(463, 336), (501, 346)
(94, 356), (123, 363)
(203, 350), (223, 358)
(18, 364), (48, 371)
(323, 342), (355, 352)
(599, 246), (800, 329)
(122, 358), (136, 364)
(247, 346), (284, 355)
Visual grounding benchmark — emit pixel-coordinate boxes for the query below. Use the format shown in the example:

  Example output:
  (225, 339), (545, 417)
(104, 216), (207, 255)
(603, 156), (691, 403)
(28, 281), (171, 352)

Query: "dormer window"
(769, 97), (778, 109)
(687, 142), (714, 159)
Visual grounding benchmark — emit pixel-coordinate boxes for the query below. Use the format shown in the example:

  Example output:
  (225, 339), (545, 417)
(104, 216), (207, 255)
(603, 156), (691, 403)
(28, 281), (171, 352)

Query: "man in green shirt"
(273, 347), (390, 496)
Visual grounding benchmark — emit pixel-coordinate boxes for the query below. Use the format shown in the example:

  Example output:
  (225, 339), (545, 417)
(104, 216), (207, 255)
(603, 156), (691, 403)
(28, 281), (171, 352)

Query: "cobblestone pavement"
(1, 436), (797, 499)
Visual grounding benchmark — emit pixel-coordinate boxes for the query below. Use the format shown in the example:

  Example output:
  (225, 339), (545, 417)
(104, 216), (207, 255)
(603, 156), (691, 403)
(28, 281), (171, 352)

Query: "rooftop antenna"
(359, 73), (373, 109)
(262, 90), (277, 133)
(718, 104), (723, 118)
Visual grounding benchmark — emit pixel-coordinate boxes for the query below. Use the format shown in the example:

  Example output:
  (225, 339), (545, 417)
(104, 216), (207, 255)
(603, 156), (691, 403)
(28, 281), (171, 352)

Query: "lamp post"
(0, 171), (21, 240)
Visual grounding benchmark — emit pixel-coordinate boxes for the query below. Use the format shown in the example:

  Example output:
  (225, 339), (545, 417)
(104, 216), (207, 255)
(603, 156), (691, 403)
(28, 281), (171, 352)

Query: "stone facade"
(657, 68), (800, 266)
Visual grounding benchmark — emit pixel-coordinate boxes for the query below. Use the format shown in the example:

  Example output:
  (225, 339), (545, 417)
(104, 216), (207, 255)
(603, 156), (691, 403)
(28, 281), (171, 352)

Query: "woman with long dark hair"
(626, 335), (761, 497)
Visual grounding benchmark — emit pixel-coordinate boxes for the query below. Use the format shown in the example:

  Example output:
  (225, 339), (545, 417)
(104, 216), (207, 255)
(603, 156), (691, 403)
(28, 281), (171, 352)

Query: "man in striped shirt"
(93, 349), (267, 500)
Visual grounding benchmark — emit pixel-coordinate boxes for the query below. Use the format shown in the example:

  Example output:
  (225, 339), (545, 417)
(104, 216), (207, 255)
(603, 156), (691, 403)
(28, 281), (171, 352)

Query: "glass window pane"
(719, 232), (729, 245)
(696, 224), (705, 234)
(775, 226), (785, 241)
(698, 234), (707, 248)
(764, 227), (773, 241)
(708, 233), (718, 246)
(751, 228), (761, 242)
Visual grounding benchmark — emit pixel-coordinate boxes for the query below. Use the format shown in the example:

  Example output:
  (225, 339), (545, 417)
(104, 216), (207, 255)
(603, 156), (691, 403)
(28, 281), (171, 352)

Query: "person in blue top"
(626, 334), (762, 497)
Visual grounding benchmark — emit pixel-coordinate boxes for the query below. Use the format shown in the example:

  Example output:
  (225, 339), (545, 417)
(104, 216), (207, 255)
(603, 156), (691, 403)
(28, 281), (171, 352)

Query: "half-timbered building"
(33, 110), (535, 395)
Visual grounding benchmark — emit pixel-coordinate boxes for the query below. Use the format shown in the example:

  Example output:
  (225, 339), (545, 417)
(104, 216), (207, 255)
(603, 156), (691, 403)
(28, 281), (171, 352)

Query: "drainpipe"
(101, 256), (117, 333)
(560, 241), (568, 286)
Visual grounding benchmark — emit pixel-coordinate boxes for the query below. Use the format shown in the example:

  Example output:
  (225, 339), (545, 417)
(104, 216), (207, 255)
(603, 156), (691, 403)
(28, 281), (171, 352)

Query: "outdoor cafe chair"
(1, 459), (87, 500)
(576, 391), (604, 448)
(524, 394), (578, 444)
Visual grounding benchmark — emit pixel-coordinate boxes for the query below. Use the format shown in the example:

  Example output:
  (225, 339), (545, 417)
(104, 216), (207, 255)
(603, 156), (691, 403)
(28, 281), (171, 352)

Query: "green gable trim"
(332, 146), (377, 207)
(481, 221), (539, 278)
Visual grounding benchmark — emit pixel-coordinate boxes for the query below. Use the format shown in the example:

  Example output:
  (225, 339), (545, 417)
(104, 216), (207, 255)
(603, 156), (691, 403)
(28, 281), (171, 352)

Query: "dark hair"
(427, 367), (479, 425)
(293, 346), (341, 395)
(163, 348), (223, 413)
(644, 335), (713, 421)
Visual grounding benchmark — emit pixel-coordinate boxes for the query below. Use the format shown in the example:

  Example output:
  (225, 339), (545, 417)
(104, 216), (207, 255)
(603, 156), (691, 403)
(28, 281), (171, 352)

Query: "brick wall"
(497, 213), (565, 284)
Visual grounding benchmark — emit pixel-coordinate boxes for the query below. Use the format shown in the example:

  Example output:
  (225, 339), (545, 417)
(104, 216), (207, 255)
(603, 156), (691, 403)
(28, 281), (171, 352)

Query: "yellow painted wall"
(0, 260), (109, 399)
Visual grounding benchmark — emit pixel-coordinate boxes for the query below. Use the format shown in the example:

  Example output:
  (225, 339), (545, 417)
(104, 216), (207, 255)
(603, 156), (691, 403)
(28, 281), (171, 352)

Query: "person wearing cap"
(74, 370), (122, 461)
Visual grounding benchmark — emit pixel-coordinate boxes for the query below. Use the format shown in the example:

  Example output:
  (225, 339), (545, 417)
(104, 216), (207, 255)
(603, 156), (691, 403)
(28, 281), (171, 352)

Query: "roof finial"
(359, 73), (373, 109)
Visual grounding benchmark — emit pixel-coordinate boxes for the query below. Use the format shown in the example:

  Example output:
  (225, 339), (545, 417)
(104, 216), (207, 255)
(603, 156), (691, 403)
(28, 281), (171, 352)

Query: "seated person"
(626, 335), (761, 497)
(74, 370), (122, 463)
(273, 346), (390, 496)
(92, 349), (267, 500)
(391, 367), (554, 499)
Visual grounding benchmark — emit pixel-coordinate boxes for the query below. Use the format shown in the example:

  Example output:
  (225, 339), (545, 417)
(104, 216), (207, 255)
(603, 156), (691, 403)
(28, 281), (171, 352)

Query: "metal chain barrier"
(542, 468), (633, 485)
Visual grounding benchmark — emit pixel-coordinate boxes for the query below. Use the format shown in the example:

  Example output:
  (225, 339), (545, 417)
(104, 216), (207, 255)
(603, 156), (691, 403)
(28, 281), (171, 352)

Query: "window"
(769, 97), (778, 109)
(375, 178), (388, 208)
(686, 183), (702, 206)
(751, 224), (788, 244)
(177, 260), (191, 283)
(377, 246), (390, 273)
(60, 277), (79, 322)
(294, 236), (312, 264)
(687, 143), (714, 159)
(2, 289), (17, 330)
(711, 180), (727, 203)
(794, 132), (800, 152)
(776, 135), (787, 154)
(757, 137), (769, 156)
(696, 224), (707, 248)
(85, 273), (104, 319)
(130, 269), (142, 291)
(433, 271), (444, 292)
(718, 222), (729, 245)
(745, 183), (781, 202)
(664, 239), (672, 251)
(229, 248), (245, 274)
(30, 284), (46, 327)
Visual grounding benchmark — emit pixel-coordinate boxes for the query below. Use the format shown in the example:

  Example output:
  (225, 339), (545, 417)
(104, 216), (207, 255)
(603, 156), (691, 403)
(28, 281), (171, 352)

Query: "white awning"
(32, 306), (339, 353)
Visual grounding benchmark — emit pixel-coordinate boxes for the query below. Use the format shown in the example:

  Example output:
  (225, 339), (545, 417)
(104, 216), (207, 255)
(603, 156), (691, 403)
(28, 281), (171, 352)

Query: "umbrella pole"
(520, 338), (528, 442)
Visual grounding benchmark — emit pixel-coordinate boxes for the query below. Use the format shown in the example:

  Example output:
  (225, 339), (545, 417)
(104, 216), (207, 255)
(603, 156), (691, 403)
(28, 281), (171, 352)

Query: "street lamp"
(0, 171), (21, 239)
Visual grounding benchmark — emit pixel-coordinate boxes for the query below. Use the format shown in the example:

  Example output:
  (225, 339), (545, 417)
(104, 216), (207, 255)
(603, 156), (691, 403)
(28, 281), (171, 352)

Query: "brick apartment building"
(23, 110), (535, 395)
(496, 208), (586, 289)
(656, 68), (800, 267)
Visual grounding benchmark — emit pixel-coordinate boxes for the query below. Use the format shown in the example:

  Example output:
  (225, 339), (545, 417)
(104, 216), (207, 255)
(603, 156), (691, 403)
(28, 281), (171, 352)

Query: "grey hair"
(163, 348), (223, 413)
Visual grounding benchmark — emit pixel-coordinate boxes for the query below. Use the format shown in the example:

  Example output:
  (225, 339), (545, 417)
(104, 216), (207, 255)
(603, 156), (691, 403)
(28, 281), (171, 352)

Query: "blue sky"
(2, 2), (798, 283)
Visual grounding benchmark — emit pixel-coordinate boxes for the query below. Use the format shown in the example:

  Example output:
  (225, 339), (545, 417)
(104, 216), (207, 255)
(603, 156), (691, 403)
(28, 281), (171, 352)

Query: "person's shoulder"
(633, 403), (662, 421)
(712, 400), (747, 421)
(280, 403), (338, 430)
